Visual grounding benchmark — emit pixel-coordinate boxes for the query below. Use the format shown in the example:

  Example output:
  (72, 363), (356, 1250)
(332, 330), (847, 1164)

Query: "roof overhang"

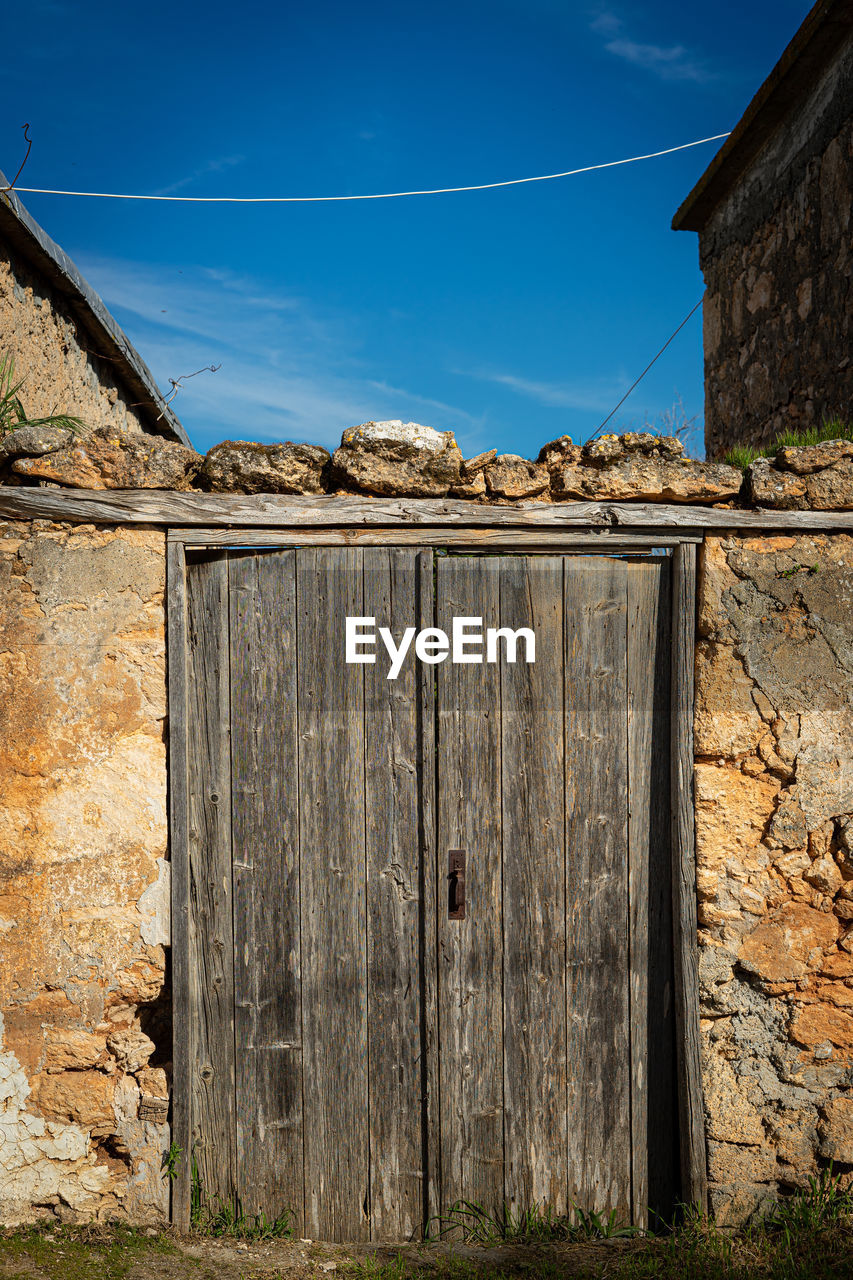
(0, 174), (193, 448)
(673, 0), (853, 233)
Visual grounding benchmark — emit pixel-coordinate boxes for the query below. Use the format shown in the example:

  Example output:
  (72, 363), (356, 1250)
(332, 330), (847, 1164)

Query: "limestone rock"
(136, 1067), (168, 1098)
(804, 856), (844, 896)
(106, 1030), (155, 1073)
(461, 449), (497, 478)
(198, 440), (329, 494)
(694, 641), (765, 757)
(770, 1109), (820, 1167)
(582, 432), (684, 465)
(593, 456), (742, 502)
(0, 424), (74, 463)
(537, 436), (582, 471)
(484, 455), (549, 500)
(331, 420), (463, 497)
(552, 455), (741, 504)
(12, 425), (201, 490)
(805, 459), (853, 510)
(707, 1140), (776, 1184)
(747, 459), (808, 509)
(44, 1029), (109, 1074)
(819, 951), (853, 978)
(694, 763), (780, 876)
(737, 902), (839, 982)
(448, 472), (486, 499)
(449, 449), (495, 497)
(550, 464), (590, 500)
(768, 797), (808, 850)
(777, 440), (853, 475)
(704, 1057), (765, 1144)
(582, 435), (624, 466)
(708, 1184), (778, 1229)
(790, 1002), (853, 1050)
(818, 1096), (853, 1162)
(30, 1070), (116, 1135)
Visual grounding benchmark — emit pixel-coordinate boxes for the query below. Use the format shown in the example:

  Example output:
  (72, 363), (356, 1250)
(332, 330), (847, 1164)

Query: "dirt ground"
(0, 1228), (635, 1280)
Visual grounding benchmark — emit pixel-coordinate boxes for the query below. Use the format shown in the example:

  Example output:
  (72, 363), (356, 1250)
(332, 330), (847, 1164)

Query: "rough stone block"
(197, 440), (330, 494)
(738, 902), (839, 982)
(777, 440), (853, 475)
(330, 420), (463, 496)
(12, 425), (201, 490)
(484, 455), (549, 500)
(818, 1096), (853, 1162)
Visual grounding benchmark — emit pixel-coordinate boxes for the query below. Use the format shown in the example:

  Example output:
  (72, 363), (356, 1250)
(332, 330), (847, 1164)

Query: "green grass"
(426, 1199), (639, 1244)
(189, 1154), (294, 1241)
(0, 1223), (179, 1280)
(724, 418), (853, 470)
(2, 1170), (853, 1280)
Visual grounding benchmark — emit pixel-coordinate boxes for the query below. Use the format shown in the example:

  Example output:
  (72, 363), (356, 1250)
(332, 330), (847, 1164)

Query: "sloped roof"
(0, 174), (192, 447)
(672, 0), (853, 233)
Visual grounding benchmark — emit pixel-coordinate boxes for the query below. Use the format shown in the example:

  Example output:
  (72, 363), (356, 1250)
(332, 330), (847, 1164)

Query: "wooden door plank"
(298, 548), (370, 1241)
(230, 550), (304, 1229)
(362, 548), (425, 1240)
(627, 559), (678, 1228)
(500, 558), (568, 1213)
(166, 542), (192, 1230)
(185, 552), (236, 1208)
(564, 557), (631, 1219)
(670, 544), (707, 1211)
(436, 557), (504, 1218)
(417, 552), (440, 1236)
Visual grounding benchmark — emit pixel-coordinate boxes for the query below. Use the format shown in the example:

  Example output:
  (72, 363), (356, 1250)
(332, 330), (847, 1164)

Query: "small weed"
(162, 1139), (182, 1182)
(777, 562), (820, 579)
(0, 352), (86, 438)
(426, 1198), (638, 1244)
(189, 1154), (293, 1241)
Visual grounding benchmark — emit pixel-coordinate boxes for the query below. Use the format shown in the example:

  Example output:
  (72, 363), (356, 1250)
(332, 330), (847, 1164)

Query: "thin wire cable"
(1, 133), (729, 202)
(591, 296), (704, 439)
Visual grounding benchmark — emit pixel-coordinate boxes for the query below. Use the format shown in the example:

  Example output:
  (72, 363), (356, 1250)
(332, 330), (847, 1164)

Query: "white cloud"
(589, 10), (622, 36)
(73, 254), (484, 452)
(151, 154), (246, 197)
(590, 10), (711, 83)
(604, 38), (709, 82)
(459, 367), (626, 414)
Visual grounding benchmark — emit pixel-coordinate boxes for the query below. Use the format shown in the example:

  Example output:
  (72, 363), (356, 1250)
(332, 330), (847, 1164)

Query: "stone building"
(0, 172), (191, 448)
(673, 0), (853, 460)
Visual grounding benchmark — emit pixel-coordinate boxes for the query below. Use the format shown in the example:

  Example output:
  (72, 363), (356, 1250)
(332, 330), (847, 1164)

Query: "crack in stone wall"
(696, 534), (853, 1225)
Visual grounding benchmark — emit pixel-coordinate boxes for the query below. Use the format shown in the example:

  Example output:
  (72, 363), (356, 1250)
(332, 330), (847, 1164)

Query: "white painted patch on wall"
(138, 858), (170, 947)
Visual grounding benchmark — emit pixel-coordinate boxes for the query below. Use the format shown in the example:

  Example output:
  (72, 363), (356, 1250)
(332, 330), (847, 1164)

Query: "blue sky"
(2, 0), (810, 459)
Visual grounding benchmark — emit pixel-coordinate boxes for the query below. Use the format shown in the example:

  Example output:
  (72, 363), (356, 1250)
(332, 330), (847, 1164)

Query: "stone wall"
(0, 519), (169, 1224)
(0, 239), (154, 438)
(698, 36), (853, 459)
(695, 533), (853, 1224)
(4, 425), (853, 1227)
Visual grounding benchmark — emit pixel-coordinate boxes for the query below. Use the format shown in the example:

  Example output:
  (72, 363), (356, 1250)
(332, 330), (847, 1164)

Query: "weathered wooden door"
(177, 546), (678, 1240)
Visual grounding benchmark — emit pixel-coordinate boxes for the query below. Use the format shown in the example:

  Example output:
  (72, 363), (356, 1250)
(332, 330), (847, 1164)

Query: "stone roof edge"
(0, 175), (193, 449)
(672, 0), (853, 233)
